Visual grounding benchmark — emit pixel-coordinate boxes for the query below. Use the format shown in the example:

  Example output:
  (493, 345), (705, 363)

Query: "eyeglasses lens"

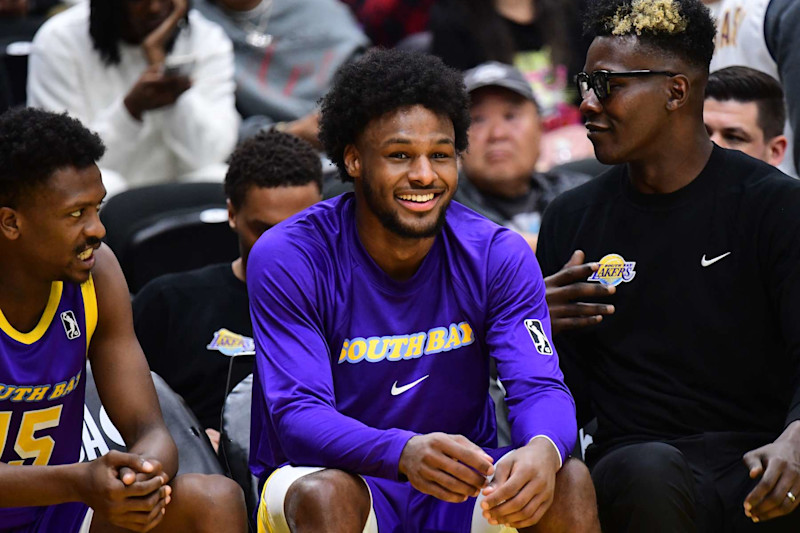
(577, 73), (589, 99)
(577, 72), (609, 99)
(590, 72), (608, 99)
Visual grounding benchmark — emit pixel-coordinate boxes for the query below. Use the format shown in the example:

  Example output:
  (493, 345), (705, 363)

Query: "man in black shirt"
(133, 130), (322, 451)
(537, 0), (800, 531)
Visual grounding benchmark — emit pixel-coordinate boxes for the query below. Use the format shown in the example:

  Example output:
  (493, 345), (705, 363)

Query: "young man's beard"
(360, 173), (451, 239)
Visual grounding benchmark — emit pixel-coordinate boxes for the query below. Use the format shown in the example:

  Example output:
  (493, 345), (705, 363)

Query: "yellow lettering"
(442, 324), (462, 351)
(404, 333), (426, 359)
(26, 386), (50, 402)
(343, 323), (474, 363)
(0, 385), (15, 401)
(720, 11), (730, 47)
(48, 382), (67, 400)
(347, 339), (367, 363)
(366, 337), (388, 362)
(385, 337), (404, 360)
(11, 387), (32, 402)
(732, 7), (744, 47)
(424, 328), (447, 353)
(64, 377), (76, 395)
(458, 322), (474, 345)
(0, 411), (10, 455)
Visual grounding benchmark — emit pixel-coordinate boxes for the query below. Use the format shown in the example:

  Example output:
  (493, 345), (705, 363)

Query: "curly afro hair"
(0, 107), (105, 208)
(319, 48), (470, 182)
(224, 130), (323, 210)
(584, 0), (716, 70)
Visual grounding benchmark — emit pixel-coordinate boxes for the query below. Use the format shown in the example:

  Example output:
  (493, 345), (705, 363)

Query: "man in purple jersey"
(247, 48), (600, 532)
(0, 107), (246, 532)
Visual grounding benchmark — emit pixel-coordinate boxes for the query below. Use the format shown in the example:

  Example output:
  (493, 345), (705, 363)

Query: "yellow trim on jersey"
(0, 282), (63, 345)
(81, 275), (98, 354)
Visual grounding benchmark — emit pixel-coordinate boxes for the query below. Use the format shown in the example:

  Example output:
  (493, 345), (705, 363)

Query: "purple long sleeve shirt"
(247, 194), (576, 482)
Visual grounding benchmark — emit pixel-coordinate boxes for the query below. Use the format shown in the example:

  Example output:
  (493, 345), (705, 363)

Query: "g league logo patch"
(60, 310), (81, 340)
(524, 319), (553, 355)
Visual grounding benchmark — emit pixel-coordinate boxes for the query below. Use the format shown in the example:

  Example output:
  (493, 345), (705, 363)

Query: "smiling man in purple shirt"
(247, 48), (599, 533)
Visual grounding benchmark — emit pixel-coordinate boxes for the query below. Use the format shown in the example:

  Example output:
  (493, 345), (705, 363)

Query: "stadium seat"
(220, 373), (259, 527)
(100, 182), (239, 293)
(0, 42), (26, 112)
(82, 364), (223, 476)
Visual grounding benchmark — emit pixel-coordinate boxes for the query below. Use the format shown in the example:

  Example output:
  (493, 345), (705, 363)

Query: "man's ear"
(666, 74), (691, 111)
(0, 207), (20, 240)
(765, 134), (788, 167)
(343, 144), (361, 179)
(227, 199), (237, 231)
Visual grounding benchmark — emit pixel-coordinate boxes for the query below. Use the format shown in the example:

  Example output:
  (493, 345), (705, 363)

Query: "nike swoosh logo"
(391, 375), (429, 396)
(701, 252), (731, 267)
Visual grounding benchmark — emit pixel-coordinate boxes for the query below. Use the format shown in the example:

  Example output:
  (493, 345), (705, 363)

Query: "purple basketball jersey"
(247, 194), (576, 483)
(0, 277), (97, 528)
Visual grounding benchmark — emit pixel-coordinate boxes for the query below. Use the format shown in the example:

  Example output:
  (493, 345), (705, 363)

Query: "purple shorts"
(0, 502), (90, 533)
(363, 446), (513, 533)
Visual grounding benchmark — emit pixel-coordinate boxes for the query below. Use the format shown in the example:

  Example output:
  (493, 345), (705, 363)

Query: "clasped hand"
(399, 434), (560, 529)
(80, 450), (172, 532)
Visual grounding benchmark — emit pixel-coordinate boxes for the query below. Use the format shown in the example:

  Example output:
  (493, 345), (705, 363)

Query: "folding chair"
(82, 364), (223, 477)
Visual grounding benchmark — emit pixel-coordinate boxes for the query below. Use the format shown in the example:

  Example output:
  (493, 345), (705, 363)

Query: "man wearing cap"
(455, 62), (591, 251)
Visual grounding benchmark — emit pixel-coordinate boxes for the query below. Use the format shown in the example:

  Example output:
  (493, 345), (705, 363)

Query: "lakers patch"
(206, 328), (255, 357)
(588, 253), (636, 287)
(524, 319), (553, 355)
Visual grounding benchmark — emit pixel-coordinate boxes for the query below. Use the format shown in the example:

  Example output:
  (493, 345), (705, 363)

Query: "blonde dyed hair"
(607, 0), (688, 36)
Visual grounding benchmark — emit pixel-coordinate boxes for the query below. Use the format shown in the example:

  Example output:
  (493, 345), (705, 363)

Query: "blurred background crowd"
(1, 0), (798, 523)
(2, 0), (795, 197)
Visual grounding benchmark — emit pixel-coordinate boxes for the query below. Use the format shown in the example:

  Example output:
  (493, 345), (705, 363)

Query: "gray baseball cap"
(463, 61), (537, 103)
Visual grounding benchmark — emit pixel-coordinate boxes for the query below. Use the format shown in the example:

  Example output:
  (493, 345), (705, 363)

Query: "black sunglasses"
(576, 70), (676, 100)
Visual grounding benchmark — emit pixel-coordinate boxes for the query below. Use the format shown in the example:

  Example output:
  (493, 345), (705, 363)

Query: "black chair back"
(220, 373), (259, 528)
(100, 183), (238, 293)
(82, 365), (223, 476)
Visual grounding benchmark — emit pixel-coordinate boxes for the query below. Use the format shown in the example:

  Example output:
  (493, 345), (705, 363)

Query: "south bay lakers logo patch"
(588, 253), (636, 287)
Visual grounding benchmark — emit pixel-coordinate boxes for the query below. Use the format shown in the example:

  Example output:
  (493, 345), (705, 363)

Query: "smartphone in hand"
(163, 54), (195, 77)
